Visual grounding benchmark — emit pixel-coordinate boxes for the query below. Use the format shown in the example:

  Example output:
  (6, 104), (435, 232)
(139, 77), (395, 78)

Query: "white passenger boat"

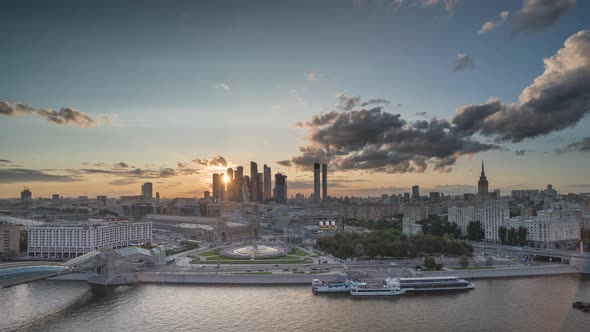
(393, 276), (474, 292)
(312, 279), (367, 293)
(349, 278), (406, 297)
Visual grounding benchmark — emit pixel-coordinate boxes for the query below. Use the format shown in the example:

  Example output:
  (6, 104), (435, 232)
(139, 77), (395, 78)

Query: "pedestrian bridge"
(0, 246), (166, 288)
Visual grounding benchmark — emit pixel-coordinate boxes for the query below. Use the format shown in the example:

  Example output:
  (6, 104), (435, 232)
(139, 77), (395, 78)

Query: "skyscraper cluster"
(211, 162), (280, 203)
(313, 162), (328, 204)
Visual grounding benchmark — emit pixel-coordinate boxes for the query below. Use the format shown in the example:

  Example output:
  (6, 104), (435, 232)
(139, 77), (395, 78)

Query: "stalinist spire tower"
(478, 161), (489, 203)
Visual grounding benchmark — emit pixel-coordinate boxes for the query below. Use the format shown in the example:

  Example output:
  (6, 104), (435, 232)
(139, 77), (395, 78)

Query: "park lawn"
(450, 266), (495, 270)
(192, 258), (314, 265)
(199, 249), (220, 256)
(290, 247), (309, 256)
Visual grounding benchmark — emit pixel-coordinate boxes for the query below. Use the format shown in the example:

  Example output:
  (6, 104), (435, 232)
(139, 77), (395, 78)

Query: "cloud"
(555, 137), (590, 153)
(0, 159), (12, 163)
(305, 72), (321, 81)
(159, 168), (176, 177)
(276, 160), (293, 167)
(0, 169), (82, 183)
(452, 30), (590, 142)
(214, 83), (231, 93)
(416, 112), (428, 117)
(177, 162), (187, 168)
(108, 178), (137, 186)
(289, 97), (499, 174)
(515, 149), (527, 156)
(192, 155), (229, 167)
(336, 94), (390, 111)
(478, 11), (509, 35)
(0, 101), (110, 127)
(389, 0), (459, 12)
(515, 0), (575, 33)
(454, 53), (474, 71)
(114, 162), (129, 168)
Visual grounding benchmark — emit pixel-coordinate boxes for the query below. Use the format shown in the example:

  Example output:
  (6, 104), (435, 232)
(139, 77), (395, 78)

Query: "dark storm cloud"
(0, 101), (110, 127)
(454, 53), (474, 71)
(290, 101), (499, 173)
(514, 0), (576, 33)
(452, 30), (590, 143)
(555, 137), (590, 153)
(0, 169), (82, 183)
(0, 159), (12, 163)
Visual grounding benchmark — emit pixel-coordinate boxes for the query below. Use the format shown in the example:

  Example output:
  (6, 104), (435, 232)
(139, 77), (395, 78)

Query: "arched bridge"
(0, 246), (166, 288)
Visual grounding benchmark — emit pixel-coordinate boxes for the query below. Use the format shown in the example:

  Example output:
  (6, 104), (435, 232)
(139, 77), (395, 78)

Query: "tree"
(507, 228), (517, 245)
(517, 226), (528, 247)
(467, 221), (483, 241)
(19, 230), (28, 252)
(458, 255), (469, 269)
(486, 256), (494, 267)
(498, 226), (507, 245)
(353, 243), (365, 257)
(423, 256), (437, 270)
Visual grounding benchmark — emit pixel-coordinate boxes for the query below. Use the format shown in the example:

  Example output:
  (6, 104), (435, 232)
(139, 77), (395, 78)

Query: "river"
(1, 275), (589, 331)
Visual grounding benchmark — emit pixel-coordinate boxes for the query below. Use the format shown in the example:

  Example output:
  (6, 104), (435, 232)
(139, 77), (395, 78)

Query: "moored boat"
(393, 276), (474, 292)
(312, 279), (367, 293)
(349, 278), (406, 297)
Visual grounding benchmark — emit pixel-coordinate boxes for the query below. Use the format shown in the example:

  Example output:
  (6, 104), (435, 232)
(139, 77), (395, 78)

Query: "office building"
(141, 182), (153, 200)
(322, 163), (328, 201)
(204, 191), (210, 200)
(21, 188), (32, 201)
(235, 166), (244, 202)
(27, 221), (153, 259)
(429, 192), (441, 203)
(411, 185), (420, 201)
(212, 173), (220, 202)
(274, 173), (288, 204)
(313, 162), (320, 204)
(217, 173), (225, 202)
(226, 168), (234, 201)
(97, 195), (108, 206)
(52, 194), (60, 202)
(263, 164), (272, 200)
(0, 222), (20, 257)
(257, 172), (264, 202)
(250, 161), (259, 202)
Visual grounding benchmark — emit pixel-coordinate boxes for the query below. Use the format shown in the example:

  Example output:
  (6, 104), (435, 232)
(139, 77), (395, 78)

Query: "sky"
(1, 0), (589, 198)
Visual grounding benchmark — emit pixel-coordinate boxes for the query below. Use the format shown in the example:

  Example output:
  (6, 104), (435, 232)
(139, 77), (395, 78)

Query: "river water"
(1, 275), (589, 331)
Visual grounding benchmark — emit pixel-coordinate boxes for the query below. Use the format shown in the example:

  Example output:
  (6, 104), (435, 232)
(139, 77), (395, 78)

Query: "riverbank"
(80, 264), (581, 286)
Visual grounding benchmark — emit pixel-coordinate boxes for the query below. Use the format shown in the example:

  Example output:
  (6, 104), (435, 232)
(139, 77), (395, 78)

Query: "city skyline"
(1, 0), (590, 198)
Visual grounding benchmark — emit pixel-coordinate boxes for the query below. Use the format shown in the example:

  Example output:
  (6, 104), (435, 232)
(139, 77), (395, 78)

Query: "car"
(258, 269), (264, 272)
(246, 269), (252, 272)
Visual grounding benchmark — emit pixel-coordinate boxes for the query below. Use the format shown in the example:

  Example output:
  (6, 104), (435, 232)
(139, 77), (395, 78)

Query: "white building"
(402, 203), (429, 236)
(448, 206), (482, 235)
(507, 217), (580, 249)
(27, 221), (152, 259)
(482, 199), (510, 241)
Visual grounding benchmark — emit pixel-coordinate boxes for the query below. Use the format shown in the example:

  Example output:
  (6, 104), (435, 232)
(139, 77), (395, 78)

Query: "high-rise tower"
(250, 161), (258, 202)
(321, 164), (327, 201)
(141, 182), (153, 200)
(313, 162), (320, 204)
(212, 174), (220, 202)
(226, 168), (234, 201)
(274, 173), (288, 204)
(235, 166), (244, 202)
(263, 164), (272, 200)
(478, 161), (489, 203)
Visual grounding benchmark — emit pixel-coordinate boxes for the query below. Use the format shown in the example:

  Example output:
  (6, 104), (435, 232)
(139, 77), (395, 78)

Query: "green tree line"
(316, 230), (472, 259)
